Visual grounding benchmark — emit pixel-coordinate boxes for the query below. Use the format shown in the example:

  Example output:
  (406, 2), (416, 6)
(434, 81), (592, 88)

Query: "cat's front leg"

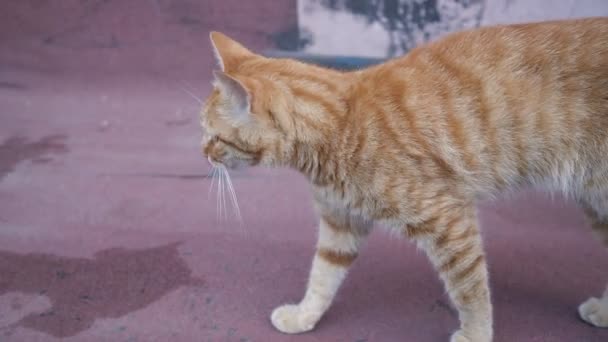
(271, 209), (371, 334)
(407, 205), (492, 342)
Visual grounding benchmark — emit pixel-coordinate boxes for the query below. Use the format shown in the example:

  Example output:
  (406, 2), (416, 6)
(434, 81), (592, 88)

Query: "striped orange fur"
(201, 18), (608, 341)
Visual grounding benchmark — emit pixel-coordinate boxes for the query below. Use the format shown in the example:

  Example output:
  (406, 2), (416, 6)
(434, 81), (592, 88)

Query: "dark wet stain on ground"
(0, 82), (28, 90)
(0, 135), (68, 181)
(0, 242), (203, 337)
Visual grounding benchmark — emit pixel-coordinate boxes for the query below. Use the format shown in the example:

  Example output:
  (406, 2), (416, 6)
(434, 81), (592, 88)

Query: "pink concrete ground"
(1, 69), (608, 342)
(1, 1), (608, 342)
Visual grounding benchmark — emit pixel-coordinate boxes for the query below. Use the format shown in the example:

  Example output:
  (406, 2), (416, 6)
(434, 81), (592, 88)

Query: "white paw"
(270, 304), (319, 334)
(450, 330), (471, 342)
(450, 329), (491, 342)
(579, 297), (608, 328)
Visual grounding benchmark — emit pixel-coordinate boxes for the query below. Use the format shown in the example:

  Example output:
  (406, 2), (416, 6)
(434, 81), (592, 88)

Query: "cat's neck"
(277, 62), (356, 186)
(288, 117), (348, 187)
(291, 139), (345, 187)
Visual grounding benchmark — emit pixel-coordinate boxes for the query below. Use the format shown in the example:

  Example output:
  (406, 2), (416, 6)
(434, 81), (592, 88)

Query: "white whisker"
(207, 166), (216, 178)
(208, 166), (218, 200)
(180, 86), (203, 105)
(220, 167), (228, 221)
(223, 167), (243, 224)
(207, 163), (244, 226)
(221, 168), (227, 222)
(217, 167), (223, 222)
(181, 81), (200, 94)
(216, 166), (223, 222)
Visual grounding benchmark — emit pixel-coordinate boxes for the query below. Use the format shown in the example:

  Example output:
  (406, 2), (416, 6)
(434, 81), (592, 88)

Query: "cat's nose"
(202, 139), (214, 157)
(200, 135), (212, 154)
(203, 144), (220, 166)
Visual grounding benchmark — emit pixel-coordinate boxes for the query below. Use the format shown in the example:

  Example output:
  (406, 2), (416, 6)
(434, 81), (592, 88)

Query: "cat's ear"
(213, 70), (252, 123)
(209, 31), (254, 72)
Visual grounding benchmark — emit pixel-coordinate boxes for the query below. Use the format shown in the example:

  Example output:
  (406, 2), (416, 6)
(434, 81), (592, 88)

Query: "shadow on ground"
(0, 135), (68, 181)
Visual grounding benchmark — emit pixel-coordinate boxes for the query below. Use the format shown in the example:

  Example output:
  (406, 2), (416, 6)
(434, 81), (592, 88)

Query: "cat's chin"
(208, 157), (251, 170)
(222, 159), (253, 170)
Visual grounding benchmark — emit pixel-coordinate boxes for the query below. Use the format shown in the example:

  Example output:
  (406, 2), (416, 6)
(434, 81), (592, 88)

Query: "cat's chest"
(312, 182), (397, 221)
(314, 182), (362, 211)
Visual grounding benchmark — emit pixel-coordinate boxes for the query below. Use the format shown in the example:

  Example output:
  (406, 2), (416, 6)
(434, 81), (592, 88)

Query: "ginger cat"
(200, 17), (608, 341)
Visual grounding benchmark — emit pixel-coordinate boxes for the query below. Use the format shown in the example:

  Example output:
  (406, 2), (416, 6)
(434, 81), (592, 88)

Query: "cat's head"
(200, 32), (288, 169)
(200, 32), (347, 170)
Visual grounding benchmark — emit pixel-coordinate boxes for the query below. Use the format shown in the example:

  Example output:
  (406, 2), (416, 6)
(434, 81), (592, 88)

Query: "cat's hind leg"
(270, 209), (372, 334)
(578, 197), (608, 328)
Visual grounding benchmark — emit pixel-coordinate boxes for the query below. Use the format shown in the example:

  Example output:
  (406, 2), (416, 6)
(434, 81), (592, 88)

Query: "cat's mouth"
(207, 154), (253, 170)
(203, 138), (262, 169)
(207, 156), (220, 166)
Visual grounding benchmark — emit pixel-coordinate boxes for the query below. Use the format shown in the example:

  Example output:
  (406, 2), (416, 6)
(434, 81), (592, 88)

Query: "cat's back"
(390, 17), (608, 94)
(356, 17), (608, 194)
(404, 17), (608, 128)
(406, 18), (607, 66)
